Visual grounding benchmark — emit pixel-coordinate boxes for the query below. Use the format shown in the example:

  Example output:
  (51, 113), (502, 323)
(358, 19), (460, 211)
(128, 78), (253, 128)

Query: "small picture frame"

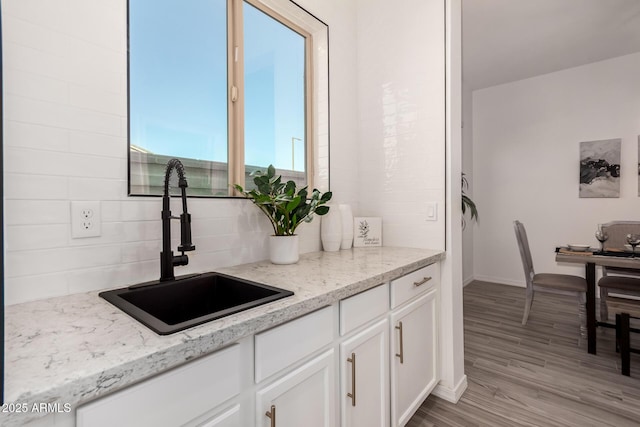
(353, 217), (382, 247)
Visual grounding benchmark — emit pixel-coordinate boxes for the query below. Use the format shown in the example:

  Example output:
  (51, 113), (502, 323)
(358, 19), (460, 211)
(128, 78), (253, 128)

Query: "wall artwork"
(579, 138), (621, 198)
(353, 217), (382, 247)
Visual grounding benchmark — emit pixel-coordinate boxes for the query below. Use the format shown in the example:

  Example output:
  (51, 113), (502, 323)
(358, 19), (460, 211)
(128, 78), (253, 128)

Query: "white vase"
(339, 204), (354, 250)
(321, 206), (342, 252)
(269, 235), (299, 264)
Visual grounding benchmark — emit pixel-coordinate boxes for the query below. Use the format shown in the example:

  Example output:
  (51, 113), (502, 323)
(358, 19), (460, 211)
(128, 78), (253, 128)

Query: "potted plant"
(234, 165), (332, 264)
(462, 172), (478, 229)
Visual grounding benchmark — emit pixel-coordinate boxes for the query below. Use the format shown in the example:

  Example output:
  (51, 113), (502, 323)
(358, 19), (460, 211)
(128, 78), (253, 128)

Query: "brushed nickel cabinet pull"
(395, 321), (404, 364)
(265, 404), (276, 427)
(413, 276), (432, 287)
(347, 352), (357, 406)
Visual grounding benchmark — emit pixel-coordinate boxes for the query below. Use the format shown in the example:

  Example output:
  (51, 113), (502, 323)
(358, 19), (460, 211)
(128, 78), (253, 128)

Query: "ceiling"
(462, 0), (640, 90)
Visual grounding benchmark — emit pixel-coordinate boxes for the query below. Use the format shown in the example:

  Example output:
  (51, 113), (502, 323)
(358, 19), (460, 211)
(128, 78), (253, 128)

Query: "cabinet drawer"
(76, 344), (242, 427)
(390, 263), (439, 309)
(255, 306), (334, 383)
(340, 283), (389, 335)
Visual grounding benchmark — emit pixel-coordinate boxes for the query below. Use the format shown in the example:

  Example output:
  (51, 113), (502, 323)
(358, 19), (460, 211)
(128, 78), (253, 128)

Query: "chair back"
(514, 220), (535, 289)
(600, 221), (640, 276)
(601, 221), (640, 251)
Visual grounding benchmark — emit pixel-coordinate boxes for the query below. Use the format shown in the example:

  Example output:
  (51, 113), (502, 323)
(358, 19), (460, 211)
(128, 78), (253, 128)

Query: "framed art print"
(353, 217), (382, 247)
(579, 138), (621, 198)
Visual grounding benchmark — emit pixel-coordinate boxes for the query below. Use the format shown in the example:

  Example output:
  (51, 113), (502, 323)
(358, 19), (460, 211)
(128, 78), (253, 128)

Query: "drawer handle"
(413, 276), (432, 287)
(265, 404), (276, 427)
(395, 321), (404, 364)
(347, 352), (357, 406)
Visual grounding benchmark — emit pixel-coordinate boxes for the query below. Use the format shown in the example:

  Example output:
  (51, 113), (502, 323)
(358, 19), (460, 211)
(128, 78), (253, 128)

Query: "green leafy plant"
(462, 173), (478, 228)
(234, 165), (332, 236)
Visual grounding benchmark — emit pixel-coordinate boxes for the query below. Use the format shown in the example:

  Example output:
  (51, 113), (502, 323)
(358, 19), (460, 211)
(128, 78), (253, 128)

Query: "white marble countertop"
(3, 246), (444, 426)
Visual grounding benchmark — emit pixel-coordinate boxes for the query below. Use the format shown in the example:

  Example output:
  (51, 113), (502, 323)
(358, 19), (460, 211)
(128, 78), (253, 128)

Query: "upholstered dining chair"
(514, 221), (588, 333)
(606, 295), (640, 376)
(598, 221), (640, 323)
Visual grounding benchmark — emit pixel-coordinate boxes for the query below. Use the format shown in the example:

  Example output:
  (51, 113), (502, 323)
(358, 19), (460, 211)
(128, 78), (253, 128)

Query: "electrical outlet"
(71, 201), (101, 238)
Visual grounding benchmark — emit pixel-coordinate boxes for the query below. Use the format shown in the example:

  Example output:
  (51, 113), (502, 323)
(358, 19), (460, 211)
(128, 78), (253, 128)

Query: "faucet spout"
(160, 159), (196, 282)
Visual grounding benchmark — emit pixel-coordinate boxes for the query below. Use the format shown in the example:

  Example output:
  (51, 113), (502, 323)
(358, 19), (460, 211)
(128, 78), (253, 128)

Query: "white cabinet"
(197, 404), (241, 427)
(340, 318), (389, 427)
(77, 343), (248, 427)
(389, 289), (438, 427)
(256, 350), (336, 427)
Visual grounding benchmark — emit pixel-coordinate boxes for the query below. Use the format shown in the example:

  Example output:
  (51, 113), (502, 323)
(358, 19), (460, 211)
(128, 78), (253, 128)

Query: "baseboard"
(432, 374), (468, 403)
(462, 276), (474, 287)
(472, 275), (525, 288)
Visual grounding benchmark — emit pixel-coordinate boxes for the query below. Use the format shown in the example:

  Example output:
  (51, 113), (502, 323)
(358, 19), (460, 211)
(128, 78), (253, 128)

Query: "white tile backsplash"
(5, 121), (70, 151)
(68, 177), (127, 200)
(3, 173), (69, 200)
(6, 95), (69, 128)
(68, 84), (126, 115)
(4, 272), (70, 305)
(5, 200), (70, 225)
(5, 224), (69, 251)
(6, 248), (73, 278)
(68, 131), (125, 158)
(4, 66), (69, 103)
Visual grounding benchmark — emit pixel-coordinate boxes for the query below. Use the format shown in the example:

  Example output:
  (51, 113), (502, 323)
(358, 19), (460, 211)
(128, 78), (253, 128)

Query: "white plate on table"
(567, 244), (590, 252)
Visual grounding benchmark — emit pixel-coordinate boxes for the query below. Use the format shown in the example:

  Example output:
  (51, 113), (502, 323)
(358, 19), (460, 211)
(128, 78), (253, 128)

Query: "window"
(128, 0), (328, 197)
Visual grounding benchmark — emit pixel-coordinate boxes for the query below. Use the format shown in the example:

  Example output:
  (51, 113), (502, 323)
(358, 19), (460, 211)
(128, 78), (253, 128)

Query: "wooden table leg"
(586, 262), (596, 354)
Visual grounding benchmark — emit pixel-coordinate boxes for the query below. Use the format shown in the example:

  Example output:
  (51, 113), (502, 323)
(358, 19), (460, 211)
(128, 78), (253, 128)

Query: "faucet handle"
(179, 212), (196, 252)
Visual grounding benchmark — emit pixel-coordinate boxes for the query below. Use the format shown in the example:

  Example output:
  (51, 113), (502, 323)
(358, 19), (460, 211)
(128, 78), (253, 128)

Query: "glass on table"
(626, 233), (640, 257)
(595, 224), (608, 252)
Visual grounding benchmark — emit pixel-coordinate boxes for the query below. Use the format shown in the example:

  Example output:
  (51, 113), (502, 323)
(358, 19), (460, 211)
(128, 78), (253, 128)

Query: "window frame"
(127, 0), (321, 197)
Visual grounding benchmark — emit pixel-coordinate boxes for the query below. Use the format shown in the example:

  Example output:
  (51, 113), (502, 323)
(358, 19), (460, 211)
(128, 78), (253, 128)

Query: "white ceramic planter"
(321, 205), (342, 251)
(338, 204), (354, 249)
(269, 235), (299, 264)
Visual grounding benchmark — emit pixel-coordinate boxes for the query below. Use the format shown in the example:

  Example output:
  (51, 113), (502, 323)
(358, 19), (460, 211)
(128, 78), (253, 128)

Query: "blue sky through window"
(129, 0), (306, 172)
(243, 2), (305, 171)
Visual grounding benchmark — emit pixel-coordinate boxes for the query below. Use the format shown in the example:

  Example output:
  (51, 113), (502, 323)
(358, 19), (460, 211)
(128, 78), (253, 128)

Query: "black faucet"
(160, 159), (196, 281)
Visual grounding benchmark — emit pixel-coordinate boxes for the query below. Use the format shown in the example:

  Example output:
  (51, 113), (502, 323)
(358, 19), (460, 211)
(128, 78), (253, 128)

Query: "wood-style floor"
(407, 280), (640, 427)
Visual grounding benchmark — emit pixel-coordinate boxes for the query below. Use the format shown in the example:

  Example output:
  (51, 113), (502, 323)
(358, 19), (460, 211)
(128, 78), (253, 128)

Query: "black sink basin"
(99, 272), (293, 335)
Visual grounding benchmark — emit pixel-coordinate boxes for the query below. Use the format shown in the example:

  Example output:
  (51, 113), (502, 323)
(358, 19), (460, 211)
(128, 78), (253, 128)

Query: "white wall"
(2, 0), (359, 305)
(462, 82), (474, 285)
(472, 52), (640, 286)
(356, 0), (446, 249)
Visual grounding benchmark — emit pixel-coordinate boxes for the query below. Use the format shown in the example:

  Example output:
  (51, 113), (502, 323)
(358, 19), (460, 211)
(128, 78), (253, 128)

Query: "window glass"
(129, 0), (228, 195)
(243, 2), (306, 187)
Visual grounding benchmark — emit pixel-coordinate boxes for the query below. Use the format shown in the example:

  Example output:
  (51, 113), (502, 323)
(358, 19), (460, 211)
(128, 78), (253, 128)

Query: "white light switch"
(426, 202), (437, 221)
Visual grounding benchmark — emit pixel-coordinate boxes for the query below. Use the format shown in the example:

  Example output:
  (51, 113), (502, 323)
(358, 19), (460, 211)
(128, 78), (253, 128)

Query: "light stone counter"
(3, 246), (444, 426)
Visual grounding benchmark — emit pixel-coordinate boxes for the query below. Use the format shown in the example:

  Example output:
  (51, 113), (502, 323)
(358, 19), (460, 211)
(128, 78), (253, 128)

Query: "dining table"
(555, 247), (640, 354)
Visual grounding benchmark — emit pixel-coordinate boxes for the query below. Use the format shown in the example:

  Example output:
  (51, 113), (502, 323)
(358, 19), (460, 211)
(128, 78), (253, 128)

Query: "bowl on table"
(567, 244), (590, 252)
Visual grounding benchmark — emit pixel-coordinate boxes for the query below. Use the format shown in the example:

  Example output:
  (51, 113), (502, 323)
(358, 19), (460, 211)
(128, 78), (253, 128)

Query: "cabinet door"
(340, 319), (389, 427)
(390, 289), (438, 427)
(198, 404), (241, 427)
(256, 349), (336, 427)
